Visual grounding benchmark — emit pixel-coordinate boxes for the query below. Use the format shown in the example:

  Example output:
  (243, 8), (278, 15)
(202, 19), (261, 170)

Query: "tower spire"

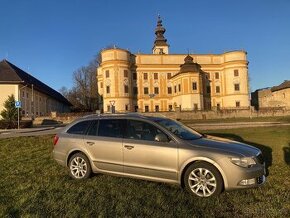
(152, 15), (169, 54)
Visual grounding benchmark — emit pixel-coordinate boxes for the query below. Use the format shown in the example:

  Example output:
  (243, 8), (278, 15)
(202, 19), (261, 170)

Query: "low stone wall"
(43, 109), (290, 124)
(145, 108), (290, 120)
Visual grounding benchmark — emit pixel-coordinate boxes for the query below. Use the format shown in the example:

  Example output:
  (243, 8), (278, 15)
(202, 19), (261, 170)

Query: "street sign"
(15, 101), (21, 108)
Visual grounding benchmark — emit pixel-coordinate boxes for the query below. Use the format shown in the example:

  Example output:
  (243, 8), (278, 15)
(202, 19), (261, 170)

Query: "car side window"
(98, 119), (123, 138)
(67, 120), (91, 135)
(125, 120), (165, 141)
(87, 120), (99, 136)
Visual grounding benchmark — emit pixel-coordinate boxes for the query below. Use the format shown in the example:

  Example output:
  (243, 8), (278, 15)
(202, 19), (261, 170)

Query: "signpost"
(15, 101), (21, 129)
(15, 101), (21, 108)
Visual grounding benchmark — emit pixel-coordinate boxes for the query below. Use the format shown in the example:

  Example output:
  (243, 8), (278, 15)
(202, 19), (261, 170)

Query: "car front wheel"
(68, 153), (92, 179)
(184, 162), (223, 197)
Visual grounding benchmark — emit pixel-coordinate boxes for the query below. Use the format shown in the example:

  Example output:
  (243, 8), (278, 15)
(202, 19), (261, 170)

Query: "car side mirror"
(155, 133), (169, 142)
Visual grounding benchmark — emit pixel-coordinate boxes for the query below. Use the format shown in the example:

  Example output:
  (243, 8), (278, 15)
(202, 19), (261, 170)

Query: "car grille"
(256, 153), (264, 164)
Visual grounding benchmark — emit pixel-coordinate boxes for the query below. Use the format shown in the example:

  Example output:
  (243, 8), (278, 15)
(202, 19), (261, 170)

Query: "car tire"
(68, 153), (92, 179)
(184, 162), (223, 197)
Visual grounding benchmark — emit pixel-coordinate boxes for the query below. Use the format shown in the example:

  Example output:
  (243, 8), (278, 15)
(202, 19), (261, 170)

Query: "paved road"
(0, 126), (64, 139)
(188, 121), (290, 130)
(1, 121), (289, 139)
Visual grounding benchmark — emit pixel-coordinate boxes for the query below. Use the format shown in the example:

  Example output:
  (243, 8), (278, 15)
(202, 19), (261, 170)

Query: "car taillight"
(53, 135), (59, 146)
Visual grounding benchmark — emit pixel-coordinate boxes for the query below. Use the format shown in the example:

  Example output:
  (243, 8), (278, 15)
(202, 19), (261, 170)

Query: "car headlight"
(230, 157), (256, 168)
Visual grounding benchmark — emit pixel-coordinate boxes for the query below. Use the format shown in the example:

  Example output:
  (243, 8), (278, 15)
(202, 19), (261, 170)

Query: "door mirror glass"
(155, 133), (169, 142)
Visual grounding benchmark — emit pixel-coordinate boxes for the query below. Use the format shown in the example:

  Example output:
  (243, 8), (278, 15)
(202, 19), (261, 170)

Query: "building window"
(234, 84), (240, 91)
(106, 70), (109, 78)
(168, 105), (173, 111)
(215, 72), (219, 80)
(100, 82), (103, 88)
(216, 86), (220, 93)
(143, 73), (148, 80)
(174, 86), (177, 93)
(194, 104), (198, 110)
(234, 69), (239, 77)
(154, 87), (159, 94)
(236, 101), (240, 108)
(124, 70), (128, 77)
(124, 85), (129, 94)
(133, 72), (137, 80)
(22, 91), (25, 98)
(125, 104), (129, 111)
(168, 87), (172, 94)
(167, 73), (171, 79)
(145, 105), (149, 112)
(192, 82), (197, 90)
(154, 73), (158, 80)
(283, 93), (286, 98)
(133, 87), (138, 95)
(155, 105), (159, 112)
(206, 86), (211, 94)
(106, 86), (110, 94)
(178, 84), (181, 92)
(144, 87), (149, 94)
(107, 105), (110, 112)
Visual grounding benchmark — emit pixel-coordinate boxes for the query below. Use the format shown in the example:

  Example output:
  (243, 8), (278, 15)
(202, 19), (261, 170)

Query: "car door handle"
(124, 145), (134, 150)
(86, 141), (95, 146)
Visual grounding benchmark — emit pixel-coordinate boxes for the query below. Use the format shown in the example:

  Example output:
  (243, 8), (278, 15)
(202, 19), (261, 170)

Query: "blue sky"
(1, 0), (289, 92)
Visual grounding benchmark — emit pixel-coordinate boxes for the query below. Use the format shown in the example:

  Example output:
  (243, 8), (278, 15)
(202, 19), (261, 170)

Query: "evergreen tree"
(0, 94), (19, 122)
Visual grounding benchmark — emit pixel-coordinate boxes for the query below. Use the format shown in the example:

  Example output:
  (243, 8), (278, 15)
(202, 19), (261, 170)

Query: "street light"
(17, 83), (28, 129)
(109, 100), (116, 113)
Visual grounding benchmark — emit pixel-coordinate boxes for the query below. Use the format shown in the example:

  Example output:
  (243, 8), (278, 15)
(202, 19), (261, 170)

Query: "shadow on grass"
(207, 133), (272, 176)
(283, 143), (290, 165)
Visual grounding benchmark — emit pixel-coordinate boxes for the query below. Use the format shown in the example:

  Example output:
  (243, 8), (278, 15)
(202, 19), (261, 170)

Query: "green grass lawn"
(1, 126), (290, 217)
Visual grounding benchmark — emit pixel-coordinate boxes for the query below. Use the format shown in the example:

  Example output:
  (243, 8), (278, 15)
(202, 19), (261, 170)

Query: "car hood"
(187, 135), (260, 157)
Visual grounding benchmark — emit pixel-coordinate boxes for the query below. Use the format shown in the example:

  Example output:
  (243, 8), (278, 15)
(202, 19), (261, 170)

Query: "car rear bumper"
(52, 150), (66, 167)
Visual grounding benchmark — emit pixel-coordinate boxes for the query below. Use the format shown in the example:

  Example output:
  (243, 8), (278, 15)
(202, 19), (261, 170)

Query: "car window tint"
(67, 120), (91, 135)
(125, 120), (163, 141)
(98, 119), (123, 138)
(87, 120), (99, 136)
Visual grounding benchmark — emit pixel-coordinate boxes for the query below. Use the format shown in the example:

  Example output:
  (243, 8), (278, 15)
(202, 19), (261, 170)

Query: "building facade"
(251, 80), (290, 110)
(97, 17), (250, 113)
(0, 60), (71, 118)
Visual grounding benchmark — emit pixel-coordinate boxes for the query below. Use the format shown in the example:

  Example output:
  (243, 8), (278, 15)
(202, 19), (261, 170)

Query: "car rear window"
(67, 120), (91, 135)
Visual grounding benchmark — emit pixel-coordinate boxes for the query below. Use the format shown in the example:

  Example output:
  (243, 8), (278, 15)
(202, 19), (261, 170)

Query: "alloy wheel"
(188, 167), (217, 197)
(70, 156), (88, 179)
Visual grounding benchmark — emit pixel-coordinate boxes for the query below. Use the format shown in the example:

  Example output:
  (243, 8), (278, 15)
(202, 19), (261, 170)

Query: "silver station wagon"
(53, 114), (266, 197)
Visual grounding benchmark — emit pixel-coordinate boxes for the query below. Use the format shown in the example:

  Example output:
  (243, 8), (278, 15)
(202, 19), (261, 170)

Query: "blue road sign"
(15, 101), (21, 108)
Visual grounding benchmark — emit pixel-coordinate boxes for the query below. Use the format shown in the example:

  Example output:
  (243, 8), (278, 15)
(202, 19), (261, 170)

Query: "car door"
(123, 119), (178, 181)
(84, 118), (124, 173)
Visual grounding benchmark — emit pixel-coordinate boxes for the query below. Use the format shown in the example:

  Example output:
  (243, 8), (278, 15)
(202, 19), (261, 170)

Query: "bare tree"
(60, 46), (116, 112)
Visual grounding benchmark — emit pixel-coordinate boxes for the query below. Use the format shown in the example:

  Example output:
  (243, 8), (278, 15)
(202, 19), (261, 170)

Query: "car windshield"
(154, 118), (203, 140)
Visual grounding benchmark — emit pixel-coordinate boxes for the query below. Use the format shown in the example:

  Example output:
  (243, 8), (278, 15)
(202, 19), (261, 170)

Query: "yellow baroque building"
(97, 17), (250, 113)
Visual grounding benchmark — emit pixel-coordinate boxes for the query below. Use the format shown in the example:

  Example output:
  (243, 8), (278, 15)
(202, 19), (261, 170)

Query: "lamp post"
(31, 84), (34, 120)
(109, 100), (115, 113)
(18, 84), (28, 129)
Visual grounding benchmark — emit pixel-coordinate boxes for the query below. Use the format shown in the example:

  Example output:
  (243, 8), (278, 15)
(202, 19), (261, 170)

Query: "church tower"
(152, 15), (169, 54)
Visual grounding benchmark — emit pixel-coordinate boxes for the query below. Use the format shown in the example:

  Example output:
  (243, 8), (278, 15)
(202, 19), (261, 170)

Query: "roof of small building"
(271, 80), (290, 92)
(0, 59), (72, 106)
